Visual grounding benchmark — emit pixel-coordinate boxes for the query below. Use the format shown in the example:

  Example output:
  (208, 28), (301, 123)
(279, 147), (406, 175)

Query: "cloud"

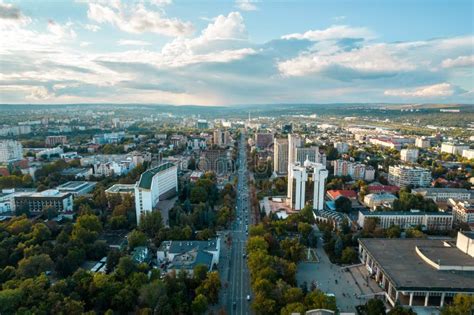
(282, 25), (375, 41)
(47, 20), (77, 39)
(84, 24), (101, 32)
(80, 41), (91, 47)
(150, 0), (172, 6)
(0, 2), (31, 28)
(87, 1), (193, 36)
(235, 0), (258, 11)
(117, 39), (151, 46)
(26, 86), (54, 100)
(384, 83), (454, 97)
(441, 55), (474, 68)
(278, 43), (415, 77)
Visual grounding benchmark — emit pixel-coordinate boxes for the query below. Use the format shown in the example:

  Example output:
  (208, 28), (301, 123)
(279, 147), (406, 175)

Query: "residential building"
(196, 119), (209, 129)
(400, 148), (419, 163)
(333, 159), (367, 180)
(451, 200), (474, 227)
(45, 136), (67, 147)
(441, 142), (470, 155)
(0, 140), (23, 162)
(187, 137), (207, 150)
(135, 163), (178, 224)
(333, 142), (349, 154)
(198, 149), (229, 174)
(35, 147), (64, 159)
(56, 181), (97, 196)
(273, 138), (288, 175)
(61, 167), (93, 179)
(255, 133), (274, 150)
(92, 132), (125, 145)
(415, 137), (430, 149)
(412, 188), (472, 202)
(296, 147), (326, 166)
(157, 238), (220, 274)
(363, 193), (397, 210)
(358, 233), (474, 308)
(357, 210), (453, 230)
(462, 149), (474, 159)
(369, 138), (402, 150)
(14, 189), (73, 214)
(388, 165), (432, 188)
(365, 166), (376, 181)
(213, 129), (230, 146)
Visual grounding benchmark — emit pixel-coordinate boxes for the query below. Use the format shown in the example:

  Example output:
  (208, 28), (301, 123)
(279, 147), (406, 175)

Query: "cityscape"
(0, 1), (473, 315)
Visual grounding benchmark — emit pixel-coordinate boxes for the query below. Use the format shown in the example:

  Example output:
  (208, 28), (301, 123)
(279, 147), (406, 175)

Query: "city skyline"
(0, 0), (473, 105)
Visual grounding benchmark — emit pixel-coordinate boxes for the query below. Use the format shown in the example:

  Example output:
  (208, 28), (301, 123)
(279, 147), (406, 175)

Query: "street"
(226, 131), (253, 315)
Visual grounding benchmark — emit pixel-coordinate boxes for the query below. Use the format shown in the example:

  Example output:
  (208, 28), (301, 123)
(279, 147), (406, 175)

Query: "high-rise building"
(0, 140), (23, 162)
(45, 136), (67, 147)
(135, 163), (178, 224)
(333, 159), (367, 180)
(213, 129), (230, 146)
(296, 147), (326, 165)
(287, 134), (303, 198)
(288, 160), (328, 211)
(199, 149), (229, 174)
(388, 165), (432, 188)
(255, 133), (274, 150)
(400, 148), (419, 163)
(273, 138), (288, 174)
(415, 137), (430, 149)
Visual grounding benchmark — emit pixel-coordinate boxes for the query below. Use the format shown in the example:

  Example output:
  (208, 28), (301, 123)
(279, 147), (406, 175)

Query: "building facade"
(0, 140), (23, 162)
(388, 165), (432, 188)
(273, 138), (289, 175)
(400, 148), (419, 163)
(357, 210), (453, 231)
(134, 163), (178, 223)
(14, 190), (73, 214)
(45, 136), (67, 147)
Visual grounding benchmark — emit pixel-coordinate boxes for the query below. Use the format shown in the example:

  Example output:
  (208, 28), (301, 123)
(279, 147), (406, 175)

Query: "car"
(246, 295), (251, 301)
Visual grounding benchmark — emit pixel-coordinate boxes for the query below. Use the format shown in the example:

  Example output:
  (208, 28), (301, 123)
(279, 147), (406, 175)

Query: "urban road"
(227, 131), (252, 315)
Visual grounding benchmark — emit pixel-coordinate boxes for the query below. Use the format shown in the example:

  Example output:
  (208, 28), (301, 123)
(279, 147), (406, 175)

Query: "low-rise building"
(45, 136), (67, 147)
(462, 149), (474, 160)
(157, 238), (220, 275)
(441, 142), (469, 155)
(14, 189), (73, 214)
(61, 167), (93, 179)
(358, 232), (474, 308)
(357, 210), (453, 231)
(415, 137), (430, 149)
(105, 184), (135, 197)
(56, 181), (96, 196)
(412, 188), (472, 202)
(363, 193), (397, 210)
(450, 200), (474, 228)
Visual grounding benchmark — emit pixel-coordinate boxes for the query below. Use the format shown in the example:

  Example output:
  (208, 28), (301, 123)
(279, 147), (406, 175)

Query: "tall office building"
(255, 133), (274, 150)
(304, 160), (328, 210)
(296, 146), (325, 165)
(0, 140), (23, 162)
(273, 138), (288, 174)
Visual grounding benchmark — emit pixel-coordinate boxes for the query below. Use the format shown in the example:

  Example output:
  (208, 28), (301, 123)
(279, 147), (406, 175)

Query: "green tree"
(0, 288), (23, 314)
(441, 294), (474, 315)
(128, 230), (148, 249)
(191, 294), (208, 315)
(365, 298), (386, 315)
(387, 306), (417, 315)
(341, 247), (358, 264)
(17, 254), (54, 278)
(335, 196), (352, 213)
(139, 211), (163, 238)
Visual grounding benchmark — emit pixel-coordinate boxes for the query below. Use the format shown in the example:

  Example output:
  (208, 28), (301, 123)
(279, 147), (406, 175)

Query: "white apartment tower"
(400, 148), (419, 163)
(0, 140), (23, 162)
(388, 165), (432, 188)
(288, 164), (308, 211)
(287, 134), (303, 198)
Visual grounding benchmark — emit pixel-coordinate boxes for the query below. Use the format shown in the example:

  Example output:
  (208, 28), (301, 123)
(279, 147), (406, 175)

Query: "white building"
(400, 148), (419, 163)
(333, 159), (368, 180)
(462, 149), (474, 160)
(365, 166), (376, 182)
(35, 147), (64, 159)
(441, 143), (470, 155)
(450, 200), (474, 228)
(363, 193), (397, 210)
(412, 188), (472, 202)
(388, 165), (432, 188)
(357, 210), (453, 231)
(415, 137), (431, 149)
(288, 160), (328, 211)
(0, 140), (23, 162)
(135, 163), (178, 224)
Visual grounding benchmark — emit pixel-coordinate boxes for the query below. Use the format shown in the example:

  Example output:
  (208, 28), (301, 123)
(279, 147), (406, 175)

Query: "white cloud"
(235, 0), (258, 11)
(384, 83), (454, 97)
(47, 20), (77, 39)
(282, 25), (375, 41)
(80, 41), (91, 47)
(150, 0), (172, 6)
(0, 2), (31, 29)
(117, 39), (151, 46)
(26, 86), (54, 100)
(84, 23), (101, 32)
(278, 43), (415, 77)
(441, 55), (474, 68)
(87, 1), (193, 37)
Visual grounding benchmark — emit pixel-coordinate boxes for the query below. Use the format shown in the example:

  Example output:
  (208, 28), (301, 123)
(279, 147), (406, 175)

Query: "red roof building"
(326, 189), (358, 200)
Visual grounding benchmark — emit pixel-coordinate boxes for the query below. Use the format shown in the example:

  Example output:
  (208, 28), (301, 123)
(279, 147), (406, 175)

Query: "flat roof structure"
(105, 183), (135, 195)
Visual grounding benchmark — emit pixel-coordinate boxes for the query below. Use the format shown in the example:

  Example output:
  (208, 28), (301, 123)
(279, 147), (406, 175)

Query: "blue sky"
(0, 0), (473, 105)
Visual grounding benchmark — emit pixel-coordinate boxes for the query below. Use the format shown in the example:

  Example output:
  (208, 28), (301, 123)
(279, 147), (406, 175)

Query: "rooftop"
(360, 210), (452, 216)
(159, 238), (219, 254)
(137, 163), (175, 189)
(105, 183), (135, 193)
(56, 181), (96, 190)
(359, 238), (474, 291)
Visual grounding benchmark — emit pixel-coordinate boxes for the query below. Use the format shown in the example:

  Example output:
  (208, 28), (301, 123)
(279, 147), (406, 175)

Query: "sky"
(0, 0), (473, 105)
